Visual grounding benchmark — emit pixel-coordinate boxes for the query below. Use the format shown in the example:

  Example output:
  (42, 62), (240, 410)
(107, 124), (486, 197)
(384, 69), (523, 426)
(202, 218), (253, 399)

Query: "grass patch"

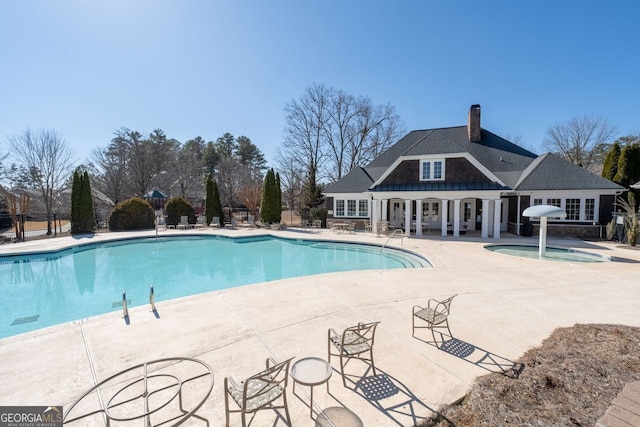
(420, 324), (640, 426)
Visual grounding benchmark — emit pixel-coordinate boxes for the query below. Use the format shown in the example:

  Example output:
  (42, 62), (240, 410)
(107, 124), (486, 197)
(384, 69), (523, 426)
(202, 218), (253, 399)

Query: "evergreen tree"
(275, 172), (282, 223)
(260, 168), (279, 223)
(614, 144), (640, 187)
(71, 170), (95, 234)
(81, 171), (95, 231)
(210, 178), (223, 223)
(70, 171), (82, 234)
(205, 174), (215, 225)
(602, 142), (621, 181)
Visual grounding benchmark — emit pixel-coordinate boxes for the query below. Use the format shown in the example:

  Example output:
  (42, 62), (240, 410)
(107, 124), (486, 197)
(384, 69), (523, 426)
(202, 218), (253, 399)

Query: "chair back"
(341, 322), (380, 354)
(242, 358), (293, 411)
(430, 294), (457, 320)
(180, 215), (189, 225)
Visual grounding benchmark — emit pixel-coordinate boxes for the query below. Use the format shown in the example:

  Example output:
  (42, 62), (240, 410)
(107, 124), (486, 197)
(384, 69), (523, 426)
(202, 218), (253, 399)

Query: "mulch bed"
(420, 324), (640, 427)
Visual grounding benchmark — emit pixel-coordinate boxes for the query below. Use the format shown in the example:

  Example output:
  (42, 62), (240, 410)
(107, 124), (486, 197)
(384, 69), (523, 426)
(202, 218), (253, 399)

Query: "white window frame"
(420, 159), (445, 181)
(530, 194), (600, 222)
(333, 197), (370, 218)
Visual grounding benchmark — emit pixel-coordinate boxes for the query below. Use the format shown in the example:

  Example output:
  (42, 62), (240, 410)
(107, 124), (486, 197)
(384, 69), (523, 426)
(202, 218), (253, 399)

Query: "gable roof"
(365, 126), (537, 184)
(324, 124), (624, 195)
(514, 153), (624, 191)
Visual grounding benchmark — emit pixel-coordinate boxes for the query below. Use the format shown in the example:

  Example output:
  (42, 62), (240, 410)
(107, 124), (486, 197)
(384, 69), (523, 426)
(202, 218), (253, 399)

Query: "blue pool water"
(0, 235), (430, 338)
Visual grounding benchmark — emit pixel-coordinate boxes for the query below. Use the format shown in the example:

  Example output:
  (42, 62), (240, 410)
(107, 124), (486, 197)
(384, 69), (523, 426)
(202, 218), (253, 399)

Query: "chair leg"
(431, 326), (440, 348)
(340, 353), (347, 387)
(282, 391), (292, 426)
(370, 349), (376, 376)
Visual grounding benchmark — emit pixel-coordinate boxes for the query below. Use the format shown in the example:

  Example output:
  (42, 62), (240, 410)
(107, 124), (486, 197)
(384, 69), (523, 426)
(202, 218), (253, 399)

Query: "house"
(324, 105), (625, 239)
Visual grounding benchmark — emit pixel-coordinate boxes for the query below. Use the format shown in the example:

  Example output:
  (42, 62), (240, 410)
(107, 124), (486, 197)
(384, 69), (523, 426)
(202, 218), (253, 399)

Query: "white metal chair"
(328, 321), (380, 387)
(412, 294), (457, 348)
(224, 357), (293, 427)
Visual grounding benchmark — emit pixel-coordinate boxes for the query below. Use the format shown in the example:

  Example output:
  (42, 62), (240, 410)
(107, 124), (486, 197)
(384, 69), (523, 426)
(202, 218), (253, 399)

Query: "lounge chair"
(328, 321), (380, 387)
(311, 219), (322, 232)
(412, 294), (457, 348)
(224, 357), (293, 427)
(177, 215), (190, 229)
(210, 217), (220, 228)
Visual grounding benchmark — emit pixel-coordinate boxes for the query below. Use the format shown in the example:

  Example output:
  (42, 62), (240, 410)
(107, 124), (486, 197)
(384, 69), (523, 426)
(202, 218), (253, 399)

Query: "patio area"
(1, 227), (639, 426)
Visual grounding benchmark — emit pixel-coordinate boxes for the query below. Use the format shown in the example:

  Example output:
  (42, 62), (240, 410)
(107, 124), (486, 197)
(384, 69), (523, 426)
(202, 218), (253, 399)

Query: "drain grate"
(11, 315), (40, 326)
(112, 299), (131, 308)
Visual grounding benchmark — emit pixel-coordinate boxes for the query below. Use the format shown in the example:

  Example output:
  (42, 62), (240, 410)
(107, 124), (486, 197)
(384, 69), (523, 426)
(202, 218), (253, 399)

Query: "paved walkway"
(1, 228), (639, 426)
(598, 382), (640, 427)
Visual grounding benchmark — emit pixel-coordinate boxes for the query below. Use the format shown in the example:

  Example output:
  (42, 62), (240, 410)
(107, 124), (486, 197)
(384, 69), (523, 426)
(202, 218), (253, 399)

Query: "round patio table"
(63, 357), (213, 426)
(291, 356), (333, 418)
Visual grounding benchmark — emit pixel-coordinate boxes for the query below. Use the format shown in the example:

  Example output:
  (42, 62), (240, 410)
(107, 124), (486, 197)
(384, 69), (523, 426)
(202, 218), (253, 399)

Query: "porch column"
(371, 199), (379, 229)
(415, 199), (423, 237)
(381, 199), (388, 221)
(404, 199), (412, 237)
(441, 199), (449, 237)
(453, 199), (461, 237)
(481, 199), (490, 238)
(493, 199), (502, 239)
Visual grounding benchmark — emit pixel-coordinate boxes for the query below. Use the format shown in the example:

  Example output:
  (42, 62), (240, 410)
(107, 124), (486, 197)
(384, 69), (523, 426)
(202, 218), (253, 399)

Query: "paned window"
(420, 160), (445, 181)
(347, 200), (357, 216)
(334, 199), (369, 217)
(585, 199), (595, 221)
(358, 200), (369, 217)
(463, 202), (472, 222)
(566, 199), (580, 220)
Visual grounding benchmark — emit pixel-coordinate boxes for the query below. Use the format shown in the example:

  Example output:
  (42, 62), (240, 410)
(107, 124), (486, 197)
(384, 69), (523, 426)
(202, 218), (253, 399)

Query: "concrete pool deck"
(0, 227), (639, 426)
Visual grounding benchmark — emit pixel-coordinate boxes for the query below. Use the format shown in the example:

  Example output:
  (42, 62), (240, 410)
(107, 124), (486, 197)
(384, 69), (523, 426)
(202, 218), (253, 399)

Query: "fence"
(0, 213), (71, 243)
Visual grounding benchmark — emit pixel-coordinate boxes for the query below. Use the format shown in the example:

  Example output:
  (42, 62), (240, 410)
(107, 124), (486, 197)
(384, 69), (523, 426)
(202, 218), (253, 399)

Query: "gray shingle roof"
(366, 126), (537, 183)
(514, 153), (624, 191)
(325, 125), (624, 194)
(324, 167), (373, 193)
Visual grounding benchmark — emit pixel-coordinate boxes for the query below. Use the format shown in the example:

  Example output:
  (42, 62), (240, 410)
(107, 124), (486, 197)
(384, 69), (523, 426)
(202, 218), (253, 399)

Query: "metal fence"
(0, 213), (71, 243)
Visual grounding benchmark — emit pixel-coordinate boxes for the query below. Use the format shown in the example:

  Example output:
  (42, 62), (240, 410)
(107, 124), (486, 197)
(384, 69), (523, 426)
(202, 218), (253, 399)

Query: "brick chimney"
(468, 104), (481, 142)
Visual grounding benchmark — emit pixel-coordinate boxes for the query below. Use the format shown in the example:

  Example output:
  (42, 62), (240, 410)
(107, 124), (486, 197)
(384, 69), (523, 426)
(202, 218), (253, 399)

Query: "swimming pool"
(0, 235), (430, 338)
(484, 244), (610, 263)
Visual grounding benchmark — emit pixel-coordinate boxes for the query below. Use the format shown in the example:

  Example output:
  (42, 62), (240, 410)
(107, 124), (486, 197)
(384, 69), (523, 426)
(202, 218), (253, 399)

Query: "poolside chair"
(210, 216), (220, 228)
(311, 219), (322, 232)
(224, 357), (293, 427)
(177, 215), (189, 229)
(412, 294), (457, 348)
(328, 321), (380, 387)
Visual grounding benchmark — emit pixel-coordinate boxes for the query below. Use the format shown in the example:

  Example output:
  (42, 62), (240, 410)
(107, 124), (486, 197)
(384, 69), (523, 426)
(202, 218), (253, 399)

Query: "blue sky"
(1, 1), (639, 167)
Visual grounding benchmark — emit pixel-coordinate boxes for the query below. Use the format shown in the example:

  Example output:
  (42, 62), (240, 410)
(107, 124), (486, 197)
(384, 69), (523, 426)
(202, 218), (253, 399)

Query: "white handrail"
(382, 228), (405, 249)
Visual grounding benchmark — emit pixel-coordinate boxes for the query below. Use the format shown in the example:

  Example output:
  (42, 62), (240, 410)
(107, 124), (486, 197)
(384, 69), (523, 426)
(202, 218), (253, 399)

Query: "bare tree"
(275, 147), (305, 214)
(543, 114), (616, 172)
(8, 128), (75, 234)
(281, 84), (405, 188)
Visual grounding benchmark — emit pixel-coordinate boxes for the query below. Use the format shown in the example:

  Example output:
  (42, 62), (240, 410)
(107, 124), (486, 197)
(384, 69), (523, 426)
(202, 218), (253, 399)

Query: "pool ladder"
(382, 228), (405, 249)
(121, 286), (158, 322)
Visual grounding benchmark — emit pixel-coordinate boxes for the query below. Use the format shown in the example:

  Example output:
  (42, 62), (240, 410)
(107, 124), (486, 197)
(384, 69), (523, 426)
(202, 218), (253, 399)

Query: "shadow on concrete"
(416, 335), (524, 378)
(333, 364), (442, 427)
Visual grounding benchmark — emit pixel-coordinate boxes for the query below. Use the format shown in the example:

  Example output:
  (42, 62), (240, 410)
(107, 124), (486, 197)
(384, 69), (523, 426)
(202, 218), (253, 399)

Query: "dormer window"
(421, 159), (444, 181)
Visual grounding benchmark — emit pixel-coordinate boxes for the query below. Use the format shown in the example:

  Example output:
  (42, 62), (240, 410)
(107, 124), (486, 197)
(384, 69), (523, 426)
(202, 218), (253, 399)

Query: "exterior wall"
(445, 158), (491, 182)
(530, 223), (604, 240)
(382, 160), (419, 184)
(380, 158), (490, 185)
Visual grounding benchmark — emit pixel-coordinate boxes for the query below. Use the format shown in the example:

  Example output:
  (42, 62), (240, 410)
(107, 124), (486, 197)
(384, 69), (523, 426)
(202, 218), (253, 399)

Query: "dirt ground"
(419, 324), (640, 426)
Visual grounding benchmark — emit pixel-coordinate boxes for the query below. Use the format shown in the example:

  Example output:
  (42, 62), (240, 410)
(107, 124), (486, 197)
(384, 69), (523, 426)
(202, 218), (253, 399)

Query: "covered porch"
(368, 190), (508, 239)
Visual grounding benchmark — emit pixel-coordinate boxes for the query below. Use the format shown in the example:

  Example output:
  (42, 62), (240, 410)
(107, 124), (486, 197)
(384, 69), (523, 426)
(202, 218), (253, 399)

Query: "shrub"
(108, 197), (155, 231)
(165, 197), (196, 226)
